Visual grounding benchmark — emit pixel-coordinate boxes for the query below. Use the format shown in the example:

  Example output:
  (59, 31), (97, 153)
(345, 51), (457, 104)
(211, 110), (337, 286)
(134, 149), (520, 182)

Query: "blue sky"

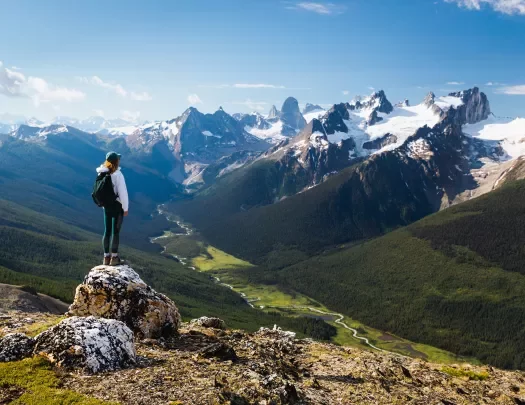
(1, 0), (525, 122)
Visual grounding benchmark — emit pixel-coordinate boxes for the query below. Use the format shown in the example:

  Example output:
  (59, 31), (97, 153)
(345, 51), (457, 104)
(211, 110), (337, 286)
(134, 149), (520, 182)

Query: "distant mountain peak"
(267, 105), (279, 120)
(302, 103), (324, 115)
(280, 97), (306, 131)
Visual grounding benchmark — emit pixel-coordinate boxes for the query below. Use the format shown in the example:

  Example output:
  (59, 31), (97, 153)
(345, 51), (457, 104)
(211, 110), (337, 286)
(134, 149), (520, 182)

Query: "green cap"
(106, 151), (121, 163)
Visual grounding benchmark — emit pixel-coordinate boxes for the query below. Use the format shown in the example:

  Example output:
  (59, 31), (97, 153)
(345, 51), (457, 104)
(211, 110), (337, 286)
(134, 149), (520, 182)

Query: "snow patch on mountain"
(303, 108), (326, 124)
(463, 116), (525, 159)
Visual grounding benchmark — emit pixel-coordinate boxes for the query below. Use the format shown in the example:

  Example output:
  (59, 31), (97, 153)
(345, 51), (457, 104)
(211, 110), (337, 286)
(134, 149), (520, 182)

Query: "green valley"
(153, 225), (468, 363)
(235, 179), (525, 369)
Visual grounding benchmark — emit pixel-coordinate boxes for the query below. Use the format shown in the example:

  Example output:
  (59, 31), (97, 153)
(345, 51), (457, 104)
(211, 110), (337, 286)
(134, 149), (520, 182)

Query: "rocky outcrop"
(321, 103), (351, 134)
(363, 133), (398, 150)
(0, 333), (34, 362)
(280, 97), (306, 131)
(68, 265), (181, 339)
(366, 109), (384, 126)
(396, 99), (410, 107)
(423, 92), (436, 108)
(267, 105), (280, 120)
(369, 90), (394, 114)
(236, 113), (270, 130)
(445, 87), (491, 125)
(34, 316), (136, 374)
(191, 316), (227, 330)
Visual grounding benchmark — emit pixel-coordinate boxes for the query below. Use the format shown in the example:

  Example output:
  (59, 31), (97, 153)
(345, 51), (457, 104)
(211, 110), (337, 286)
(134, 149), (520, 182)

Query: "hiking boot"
(109, 256), (122, 266)
(103, 256), (111, 266)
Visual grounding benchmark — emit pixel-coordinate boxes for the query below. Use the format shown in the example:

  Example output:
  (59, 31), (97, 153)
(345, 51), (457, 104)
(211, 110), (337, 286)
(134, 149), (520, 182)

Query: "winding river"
(151, 204), (389, 353)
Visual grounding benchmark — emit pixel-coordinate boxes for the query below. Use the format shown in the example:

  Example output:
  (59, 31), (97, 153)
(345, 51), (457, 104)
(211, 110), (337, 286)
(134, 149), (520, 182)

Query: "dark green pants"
(103, 204), (124, 254)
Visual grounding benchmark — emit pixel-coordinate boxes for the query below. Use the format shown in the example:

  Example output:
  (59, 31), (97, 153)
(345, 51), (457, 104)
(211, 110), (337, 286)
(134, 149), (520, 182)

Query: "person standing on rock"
(93, 151), (129, 266)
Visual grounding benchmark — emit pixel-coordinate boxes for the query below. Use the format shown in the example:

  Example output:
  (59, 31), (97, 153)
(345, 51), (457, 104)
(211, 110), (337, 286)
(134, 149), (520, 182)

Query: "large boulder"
(68, 265), (181, 339)
(0, 333), (35, 362)
(191, 316), (226, 330)
(34, 316), (135, 374)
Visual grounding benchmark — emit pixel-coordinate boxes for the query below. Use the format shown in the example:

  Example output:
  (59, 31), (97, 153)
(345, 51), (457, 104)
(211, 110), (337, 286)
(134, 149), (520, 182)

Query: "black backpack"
(92, 172), (117, 208)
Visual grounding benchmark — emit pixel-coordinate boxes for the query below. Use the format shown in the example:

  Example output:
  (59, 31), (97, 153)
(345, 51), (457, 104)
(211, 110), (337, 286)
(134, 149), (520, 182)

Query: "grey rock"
(68, 265), (181, 339)
(191, 316), (227, 330)
(34, 316), (136, 374)
(363, 133), (398, 150)
(423, 92), (436, 108)
(0, 333), (35, 362)
(445, 87), (491, 125)
(367, 109), (384, 126)
(199, 342), (237, 361)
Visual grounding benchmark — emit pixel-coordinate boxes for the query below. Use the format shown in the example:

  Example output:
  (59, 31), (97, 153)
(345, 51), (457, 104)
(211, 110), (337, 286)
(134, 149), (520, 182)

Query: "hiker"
(93, 151), (129, 266)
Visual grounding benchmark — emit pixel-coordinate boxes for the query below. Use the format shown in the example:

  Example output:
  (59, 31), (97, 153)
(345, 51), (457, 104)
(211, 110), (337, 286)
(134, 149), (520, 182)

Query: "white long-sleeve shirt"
(96, 166), (129, 212)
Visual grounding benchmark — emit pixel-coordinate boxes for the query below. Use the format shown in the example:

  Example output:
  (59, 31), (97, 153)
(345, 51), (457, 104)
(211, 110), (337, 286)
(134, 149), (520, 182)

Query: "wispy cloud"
(188, 94), (203, 105)
(78, 75), (153, 101)
(0, 62), (85, 106)
(444, 0), (525, 15)
(91, 76), (127, 97)
(231, 99), (268, 111)
(234, 83), (286, 89)
(342, 90), (349, 95)
(199, 83), (287, 89)
(121, 110), (141, 122)
(130, 91), (153, 101)
(447, 81), (465, 85)
(287, 2), (346, 15)
(496, 84), (525, 95)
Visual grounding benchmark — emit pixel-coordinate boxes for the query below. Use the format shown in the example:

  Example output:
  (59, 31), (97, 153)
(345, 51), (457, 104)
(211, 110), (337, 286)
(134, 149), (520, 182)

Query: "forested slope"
(0, 200), (335, 338)
(239, 179), (525, 369)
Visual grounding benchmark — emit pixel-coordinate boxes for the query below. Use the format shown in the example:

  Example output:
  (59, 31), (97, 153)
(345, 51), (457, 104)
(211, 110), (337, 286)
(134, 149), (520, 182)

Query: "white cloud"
(497, 85), (525, 95)
(188, 94), (203, 105)
(0, 62), (85, 106)
(444, 0), (525, 15)
(231, 99), (268, 111)
(233, 83), (286, 89)
(447, 81), (465, 85)
(86, 76), (152, 101)
(121, 110), (141, 122)
(130, 91), (153, 101)
(368, 86), (375, 91)
(75, 76), (90, 84)
(93, 109), (105, 117)
(342, 90), (349, 95)
(289, 2), (346, 15)
(91, 76), (127, 97)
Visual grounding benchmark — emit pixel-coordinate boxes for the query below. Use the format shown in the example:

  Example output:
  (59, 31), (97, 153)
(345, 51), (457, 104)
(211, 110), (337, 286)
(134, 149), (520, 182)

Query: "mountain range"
(3, 86), (525, 369)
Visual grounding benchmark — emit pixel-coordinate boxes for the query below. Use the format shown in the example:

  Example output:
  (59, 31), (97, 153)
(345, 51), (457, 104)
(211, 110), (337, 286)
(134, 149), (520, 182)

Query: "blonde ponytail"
(104, 160), (119, 174)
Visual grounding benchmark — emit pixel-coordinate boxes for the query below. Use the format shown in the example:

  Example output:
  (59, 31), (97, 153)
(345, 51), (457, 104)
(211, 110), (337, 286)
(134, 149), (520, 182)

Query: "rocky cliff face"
(280, 97), (307, 131)
(267, 105), (280, 119)
(444, 87), (491, 125)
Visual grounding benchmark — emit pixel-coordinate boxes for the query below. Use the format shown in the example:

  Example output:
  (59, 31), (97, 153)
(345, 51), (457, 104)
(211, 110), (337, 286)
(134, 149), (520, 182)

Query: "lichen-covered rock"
(191, 316), (226, 330)
(199, 342), (237, 361)
(68, 265), (181, 339)
(0, 333), (35, 362)
(34, 316), (135, 373)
